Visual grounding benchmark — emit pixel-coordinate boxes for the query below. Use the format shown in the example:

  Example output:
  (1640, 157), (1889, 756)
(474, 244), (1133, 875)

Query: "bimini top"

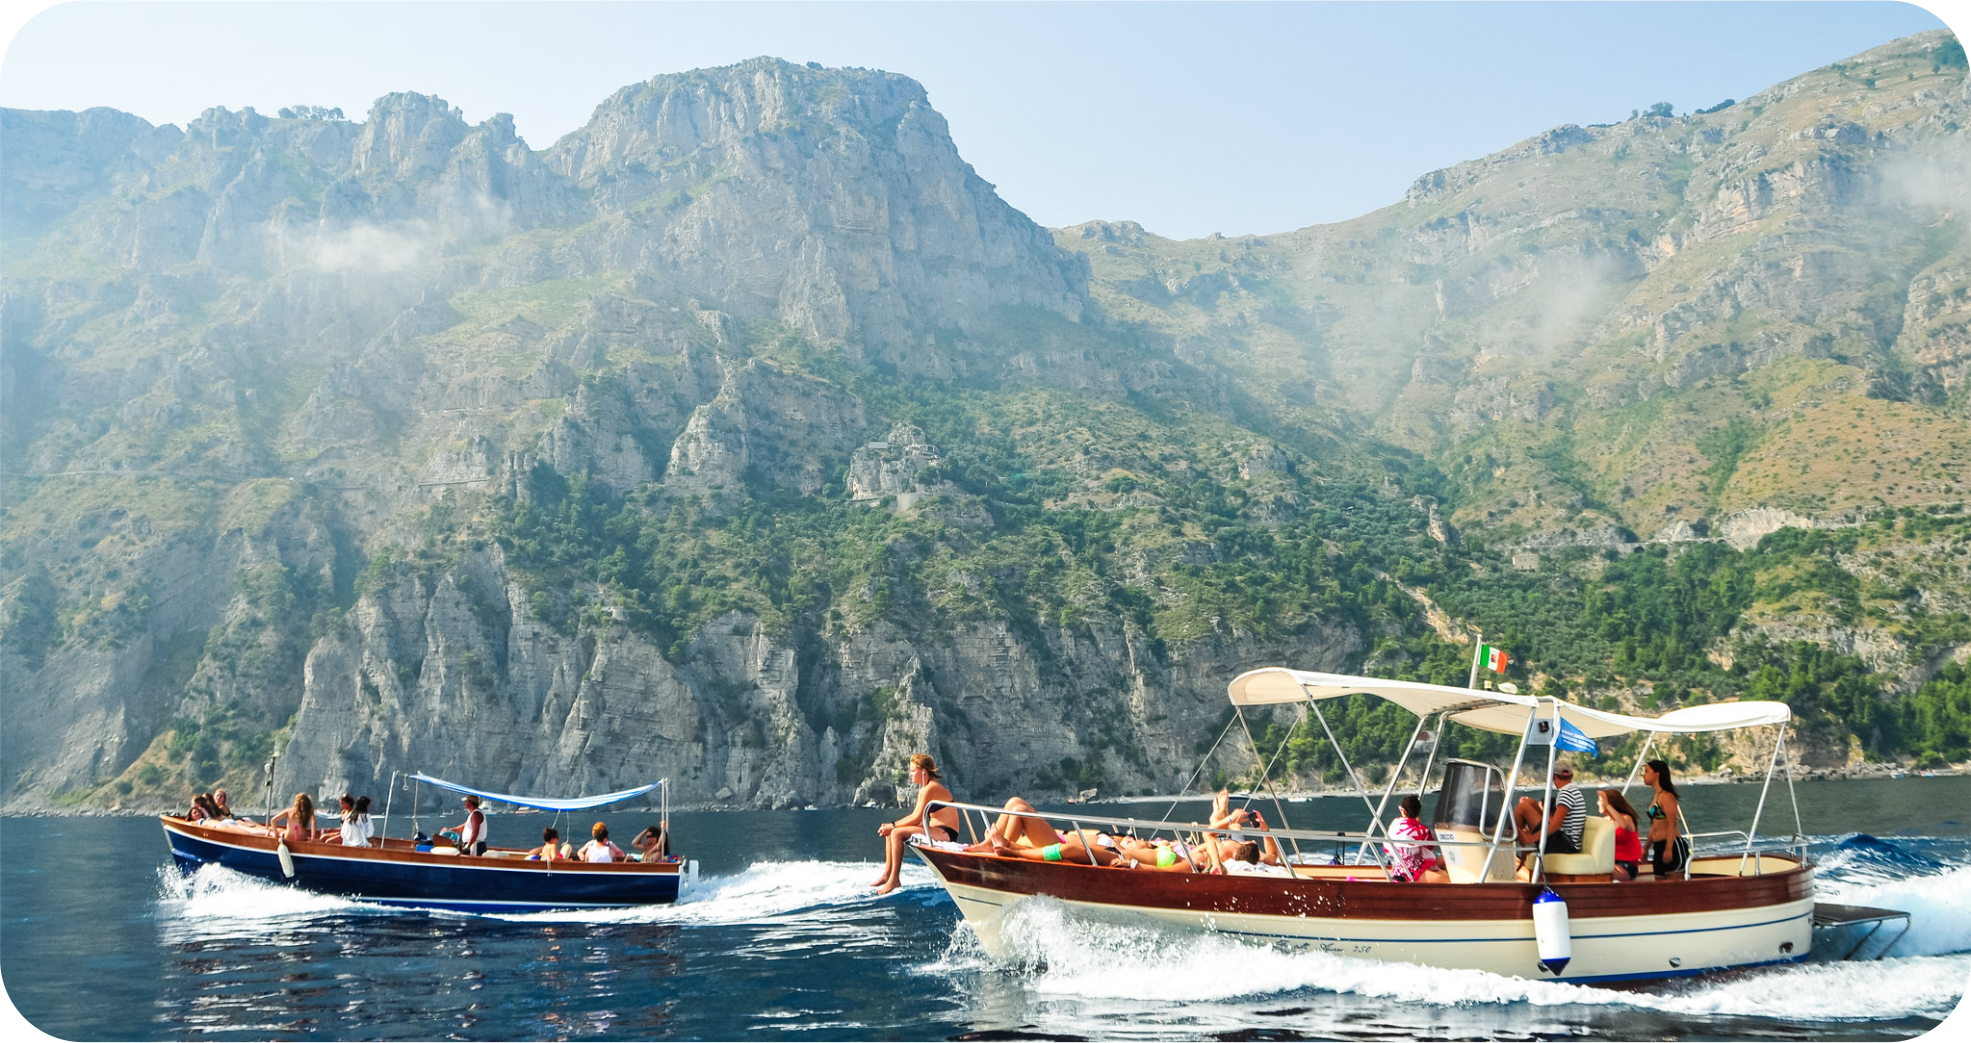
(410, 773), (664, 812)
(1226, 668), (1789, 738)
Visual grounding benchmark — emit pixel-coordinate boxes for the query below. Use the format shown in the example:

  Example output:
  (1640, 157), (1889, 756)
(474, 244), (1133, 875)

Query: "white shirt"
(460, 809), (486, 847)
(581, 840), (618, 863)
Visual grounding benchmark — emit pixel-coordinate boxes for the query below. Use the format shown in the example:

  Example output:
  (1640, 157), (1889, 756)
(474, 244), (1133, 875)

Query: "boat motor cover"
(408, 773), (665, 812)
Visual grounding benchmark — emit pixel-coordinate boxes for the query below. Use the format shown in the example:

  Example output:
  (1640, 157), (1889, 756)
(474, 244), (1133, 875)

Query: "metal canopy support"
(1529, 697), (1561, 879)
(1357, 711), (1431, 864)
(1234, 705), (1307, 863)
(1480, 703), (1542, 880)
(381, 769), (398, 843)
(1414, 713), (1444, 800)
(1740, 726), (1787, 875)
(1621, 733), (1655, 799)
(1304, 695), (1390, 870)
(1782, 730), (1805, 858)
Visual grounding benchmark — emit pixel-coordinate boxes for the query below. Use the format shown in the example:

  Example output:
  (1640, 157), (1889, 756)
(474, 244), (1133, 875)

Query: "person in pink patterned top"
(1386, 795), (1448, 882)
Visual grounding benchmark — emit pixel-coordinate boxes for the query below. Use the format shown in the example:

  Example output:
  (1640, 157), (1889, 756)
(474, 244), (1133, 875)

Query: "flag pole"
(1468, 630), (1483, 690)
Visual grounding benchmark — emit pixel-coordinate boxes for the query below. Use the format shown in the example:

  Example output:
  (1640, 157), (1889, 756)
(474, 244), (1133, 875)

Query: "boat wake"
(158, 857), (936, 930)
(154, 863), (387, 941)
(494, 858), (939, 925)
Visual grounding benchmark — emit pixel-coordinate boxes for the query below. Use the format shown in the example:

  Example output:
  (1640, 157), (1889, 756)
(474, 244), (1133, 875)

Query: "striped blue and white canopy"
(409, 773), (664, 812)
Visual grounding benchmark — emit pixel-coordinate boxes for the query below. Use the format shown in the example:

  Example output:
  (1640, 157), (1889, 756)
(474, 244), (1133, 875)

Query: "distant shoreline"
(13, 766), (1964, 818)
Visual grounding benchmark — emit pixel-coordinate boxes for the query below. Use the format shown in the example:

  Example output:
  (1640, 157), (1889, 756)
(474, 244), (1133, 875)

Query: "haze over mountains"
(3, 34), (1968, 812)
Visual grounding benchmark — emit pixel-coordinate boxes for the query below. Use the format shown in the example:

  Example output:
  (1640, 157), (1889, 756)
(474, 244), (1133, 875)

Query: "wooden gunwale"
(914, 847), (1811, 921)
(161, 816), (681, 875)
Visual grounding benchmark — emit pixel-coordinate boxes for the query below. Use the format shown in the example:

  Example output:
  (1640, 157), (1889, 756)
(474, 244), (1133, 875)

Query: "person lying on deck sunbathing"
(1205, 790), (1288, 864)
(969, 798), (1226, 873)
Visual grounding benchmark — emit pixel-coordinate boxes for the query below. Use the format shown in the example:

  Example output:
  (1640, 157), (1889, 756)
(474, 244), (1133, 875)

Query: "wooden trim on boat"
(161, 816), (682, 875)
(912, 846), (1811, 921)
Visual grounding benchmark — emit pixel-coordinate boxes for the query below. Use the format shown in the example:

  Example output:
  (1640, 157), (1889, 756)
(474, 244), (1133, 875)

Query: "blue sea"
(3, 777), (1968, 1041)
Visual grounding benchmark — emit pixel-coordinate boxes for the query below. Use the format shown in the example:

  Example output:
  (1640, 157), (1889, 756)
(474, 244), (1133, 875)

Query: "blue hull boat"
(162, 816), (688, 913)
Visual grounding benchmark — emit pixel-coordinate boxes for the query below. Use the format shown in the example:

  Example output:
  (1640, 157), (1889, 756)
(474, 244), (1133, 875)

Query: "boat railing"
(1683, 828), (1810, 873)
(929, 801), (1808, 876)
(929, 798), (1503, 872)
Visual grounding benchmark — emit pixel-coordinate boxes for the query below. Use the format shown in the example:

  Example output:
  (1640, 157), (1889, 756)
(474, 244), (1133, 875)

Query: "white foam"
(961, 895), (1969, 1023)
(494, 859), (935, 925)
(154, 864), (383, 941)
(1820, 865), (1971, 958)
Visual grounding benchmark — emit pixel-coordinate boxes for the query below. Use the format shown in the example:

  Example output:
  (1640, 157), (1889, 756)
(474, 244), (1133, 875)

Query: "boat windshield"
(1433, 759), (1504, 833)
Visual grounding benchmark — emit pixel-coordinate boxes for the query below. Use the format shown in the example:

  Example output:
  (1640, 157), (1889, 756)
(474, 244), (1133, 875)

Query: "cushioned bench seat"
(1542, 815), (1614, 877)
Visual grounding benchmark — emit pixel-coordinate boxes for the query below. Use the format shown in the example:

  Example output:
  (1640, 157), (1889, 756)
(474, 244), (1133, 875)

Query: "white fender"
(1533, 887), (1570, 975)
(276, 839), (297, 879)
(687, 860), (699, 888)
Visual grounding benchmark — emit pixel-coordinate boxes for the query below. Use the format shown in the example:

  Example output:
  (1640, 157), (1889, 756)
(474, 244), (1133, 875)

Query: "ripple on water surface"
(3, 796), (1967, 1040)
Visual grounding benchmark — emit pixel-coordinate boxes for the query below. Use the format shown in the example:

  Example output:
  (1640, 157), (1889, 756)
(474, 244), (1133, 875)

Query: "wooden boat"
(912, 668), (1888, 983)
(161, 773), (693, 913)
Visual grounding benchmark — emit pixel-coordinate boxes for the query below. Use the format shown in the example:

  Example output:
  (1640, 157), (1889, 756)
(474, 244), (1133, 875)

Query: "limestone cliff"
(6, 39), (1969, 813)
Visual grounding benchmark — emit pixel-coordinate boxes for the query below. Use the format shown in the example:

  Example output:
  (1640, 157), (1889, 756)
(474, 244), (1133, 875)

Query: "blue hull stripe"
(166, 826), (679, 910)
(1208, 910), (1812, 946)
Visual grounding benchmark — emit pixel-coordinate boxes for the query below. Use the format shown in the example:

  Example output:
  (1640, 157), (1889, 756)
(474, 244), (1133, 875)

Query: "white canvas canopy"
(1226, 668), (1789, 738)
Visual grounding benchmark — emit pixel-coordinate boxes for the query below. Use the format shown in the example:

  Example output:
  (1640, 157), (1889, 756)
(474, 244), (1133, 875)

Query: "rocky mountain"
(3, 39), (1969, 815)
(1060, 34), (1971, 538)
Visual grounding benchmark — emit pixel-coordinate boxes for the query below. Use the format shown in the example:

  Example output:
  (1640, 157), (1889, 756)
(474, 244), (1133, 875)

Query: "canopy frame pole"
(1479, 705), (1542, 880)
(1160, 713), (1242, 829)
(381, 770), (398, 844)
(1414, 713), (1444, 799)
(1234, 705), (1305, 863)
(1356, 711), (1429, 864)
(1621, 733), (1656, 799)
(1531, 700), (1559, 884)
(1782, 730), (1804, 860)
(1302, 695), (1389, 871)
(1740, 725), (1787, 876)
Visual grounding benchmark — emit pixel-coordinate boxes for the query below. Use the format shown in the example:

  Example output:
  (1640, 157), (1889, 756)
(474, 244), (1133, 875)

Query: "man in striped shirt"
(1514, 764), (1585, 856)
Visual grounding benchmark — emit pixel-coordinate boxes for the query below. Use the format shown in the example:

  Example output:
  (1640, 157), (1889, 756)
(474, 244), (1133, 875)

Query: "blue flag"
(1556, 717), (1598, 757)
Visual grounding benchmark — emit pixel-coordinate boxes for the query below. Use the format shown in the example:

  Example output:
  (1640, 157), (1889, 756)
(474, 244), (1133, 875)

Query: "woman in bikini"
(873, 754), (961, 894)
(1643, 759), (1687, 880)
(266, 792), (315, 845)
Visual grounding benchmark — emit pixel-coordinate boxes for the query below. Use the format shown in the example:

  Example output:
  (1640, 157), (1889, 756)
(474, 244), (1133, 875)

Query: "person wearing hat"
(872, 753), (959, 895)
(1513, 763), (1585, 859)
(447, 794), (489, 855)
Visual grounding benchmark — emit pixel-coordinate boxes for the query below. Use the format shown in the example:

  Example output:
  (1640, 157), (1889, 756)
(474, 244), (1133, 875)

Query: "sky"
(1, 1), (1962, 241)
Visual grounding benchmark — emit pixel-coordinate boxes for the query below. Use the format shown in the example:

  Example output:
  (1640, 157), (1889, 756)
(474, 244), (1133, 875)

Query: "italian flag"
(1481, 643), (1509, 674)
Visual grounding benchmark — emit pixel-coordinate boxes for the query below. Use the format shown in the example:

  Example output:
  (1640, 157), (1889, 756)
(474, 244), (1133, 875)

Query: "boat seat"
(1542, 815), (1614, 877)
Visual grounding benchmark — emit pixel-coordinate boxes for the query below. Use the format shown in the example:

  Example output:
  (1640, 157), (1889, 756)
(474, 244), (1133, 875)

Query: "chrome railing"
(925, 800), (1804, 877)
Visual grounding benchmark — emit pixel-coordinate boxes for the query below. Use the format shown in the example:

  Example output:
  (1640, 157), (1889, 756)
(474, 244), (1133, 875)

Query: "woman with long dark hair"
(1642, 760), (1687, 880)
(1599, 788), (1644, 881)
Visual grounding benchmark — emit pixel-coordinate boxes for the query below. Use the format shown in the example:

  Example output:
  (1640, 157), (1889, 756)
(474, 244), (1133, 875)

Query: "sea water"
(2, 778), (1967, 1041)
